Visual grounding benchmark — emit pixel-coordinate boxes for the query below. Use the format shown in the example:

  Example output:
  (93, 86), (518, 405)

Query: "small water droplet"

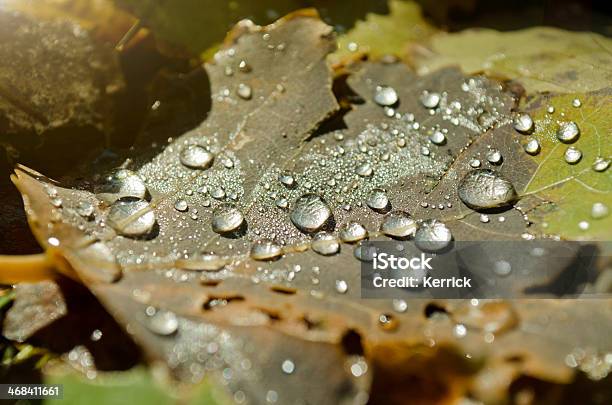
(238, 60), (251, 72)
(211, 187), (226, 200)
(366, 188), (389, 213)
(420, 91), (440, 109)
(479, 214), (490, 223)
(339, 222), (368, 243)
(592, 157), (610, 172)
(107, 198), (156, 237)
(76, 201), (94, 218)
(311, 232), (340, 256)
(392, 299), (408, 313)
(486, 149), (503, 165)
(453, 301), (518, 334)
(380, 211), (417, 239)
(237, 83), (252, 99)
(278, 172), (295, 188)
(176, 254), (228, 272)
(564, 146), (582, 164)
(524, 138), (540, 155)
(469, 159), (481, 168)
(578, 220), (589, 230)
(353, 242), (375, 262)
(378, 313), (398, 331)
(48, 237), (60, 247)
(147, 309), (178, 336)
(572, 98), (582, 108)
(290, 194), (332, 233)
(335, 279), (348, 294)
(275, 198), (288, 209)
(556, 121), (580, 143)
(281, 359), (295, 374)
(174, 199), (188, 212)
(454, 324), (467, 338)
(547, 106), (555, 114)
(591, 202), (608, 219)
(414, 219), (452, 252)
(180, 145), (214, 169)
(512, 113), (534, 134)
(211, 204), (244, 234)
(250, 239), (282, 261)
(458, 169), (517, 210)
(356, 163), (373, 177)
(493, 260), (512, 276)
(429, 130), (446, 145)
(374, 85), (398, 106)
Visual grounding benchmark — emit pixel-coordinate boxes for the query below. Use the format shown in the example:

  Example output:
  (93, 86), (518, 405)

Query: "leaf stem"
(0, 253), (57, 284)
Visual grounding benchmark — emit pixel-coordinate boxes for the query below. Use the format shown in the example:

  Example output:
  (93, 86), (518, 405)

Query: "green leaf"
(330, 0), (436, 64)
(410, 27), (612, 93)
(44, 366), (229, 405)
(522, 90), (611, 240)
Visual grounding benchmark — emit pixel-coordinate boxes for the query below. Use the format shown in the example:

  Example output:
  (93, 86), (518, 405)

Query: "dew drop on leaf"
(429, 130), (446, 145)
(339, 222), (368, 243)
(556, 121), (580, 143)
(591, 202), (609, 219)
(250, 239), (283, 261)
(211, 204), (245, 234)
(179, 145), (214, 169)
(457, 169), (517, 210)
(486, 149), (503, 165)
(564, 146), (582, 164)
(512, 113), (534, 134)
(380, 211), (417, 239)
(420, 91), (440, 109)
(76, 201), (94, 218)
(107, 198), (156, 238)
(592, 157), (610, 172)
(311, 232), (340, 256)
(146, 309), (179, 336)
(174, 199), (188, 212)
(97, 169), (147, 204)
(335, 279), (348, 294)
(366, 188), (389, 213)
(290, 194), (332, 233)
(373, 85), (398, 106)
(414, 219), (452, 252)
(524, 139), (540, 155)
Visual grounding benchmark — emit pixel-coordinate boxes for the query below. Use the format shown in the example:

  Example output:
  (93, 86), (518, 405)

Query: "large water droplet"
(174, 199), (188, 212)
(97, 169), (147, 204)
(556, 121), (580, 143)
(524, 139), (540, 155)
(374, 85), (398, 106)
(176, 254), (228, 271)
(290, 194), (332, 233)
(420, 91), (440, 109)
(512, 113), (534, 134)
(311, 232), (340, 256)
(180, 145), (214, 169)
(146, 309), (178, 336)
(366, 188), (390, 213)
(429, 130), (446, 145)
(458, 169), (517, 210)
(212, 204), (244, 234)
(414, 219), (452, 252)
(564, 146), (582, 164)
(250, 239), (282, 261)
(107, 198), (156, 237)
(339, 222), (368, 243)
(380, 211), (417, 239)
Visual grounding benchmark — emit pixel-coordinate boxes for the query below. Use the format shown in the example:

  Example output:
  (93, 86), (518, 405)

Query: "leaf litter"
(5, 7), (612, 405)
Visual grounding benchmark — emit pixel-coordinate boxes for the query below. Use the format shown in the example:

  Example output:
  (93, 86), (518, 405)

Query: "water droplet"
(469, 159), (481, 168)
(458, 169), (517, 210)
(429, 130), (446, 145)
(97, 169), (147, 203)
(564, 146), (582, 164)
(212, 204), (244, 234)
(373, 85), (398, 106)
(236, 83), (252, 100)
(512, 113), (534, 134)
(281, 359), (295, 374)
(414, 219), (452, 252)
(210, 187), (226, 200)
(290, 194), (332, 233)
(578, 220), (589, 230)
(76, 201), (94, 218)
(556, 121), (580, 143)
(493, 260), (512, 276)
(380, 211), (417, 239)
(479, 214), (490, 223)
(572, 98), (582, 108)
(378, 313), (398, 331)
(75, 242), (121, 283)
(238, 60), (251, 72)
(339, 222), (368, 243)
(278, 172), (295, 188)
(591, 202), (608, 219)
(453, 301), (518, 334)
(592, 157), (610, 172)
(366, 188), (389, 213)
(176, 254), (227, 272)
(174, 199), (188, 212)
(275, 198), (288, 209)
(311, 232), (340, 256)
(356, 163), (373, 177)
(524, 138), (540, 155)
(335, 279), (348, 294)
(454, 324), (467, 338)
(147, 309), (178, 336)
(392, 299), (408, 313)
(420, 91), (440, 109)
(486, 149), (503, 165)
(48, 237), (60, 247)
(107, 198), (156, 237)
(354, 242), (375, 262)
(180, 145), (214, 169)
(250, 239), (282, 261)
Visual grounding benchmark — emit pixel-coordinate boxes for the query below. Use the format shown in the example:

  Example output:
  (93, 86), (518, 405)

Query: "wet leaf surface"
(6, 8), (612, 405)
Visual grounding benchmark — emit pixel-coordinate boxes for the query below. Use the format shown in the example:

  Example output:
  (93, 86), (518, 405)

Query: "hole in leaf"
(424, 303), (448, 318)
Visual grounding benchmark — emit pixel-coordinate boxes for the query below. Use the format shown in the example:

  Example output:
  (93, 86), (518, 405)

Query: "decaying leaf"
(0, 9), (123, 160)
(8, 9), (612, 405)
(410, 27), (612, 93)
